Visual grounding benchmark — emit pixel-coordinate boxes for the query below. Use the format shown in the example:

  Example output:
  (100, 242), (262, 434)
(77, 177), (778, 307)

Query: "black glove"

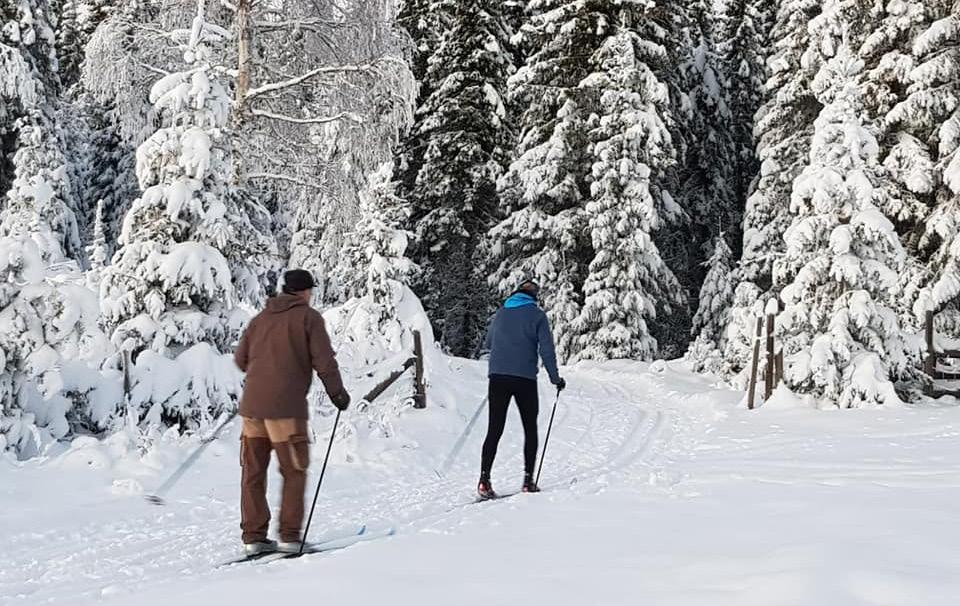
(554, 378), (566, 392)
(331, 390), (351, 411)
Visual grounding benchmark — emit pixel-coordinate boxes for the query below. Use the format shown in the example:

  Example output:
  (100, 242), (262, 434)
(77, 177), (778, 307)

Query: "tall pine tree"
(724, 0), (823, 373)
(572, 16), (682, 362)
(401, 0), (514, 356)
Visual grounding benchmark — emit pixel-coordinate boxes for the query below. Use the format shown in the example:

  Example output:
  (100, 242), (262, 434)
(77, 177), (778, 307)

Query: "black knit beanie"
(282, 269), (316, 294)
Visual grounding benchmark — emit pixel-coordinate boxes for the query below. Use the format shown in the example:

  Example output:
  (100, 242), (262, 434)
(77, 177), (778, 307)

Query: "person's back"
(478, 280), (565, 499)
(487, 298), (557, 383)
(237, 294), (342, 420)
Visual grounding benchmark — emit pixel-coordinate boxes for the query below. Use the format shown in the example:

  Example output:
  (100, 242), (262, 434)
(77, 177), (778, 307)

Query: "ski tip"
(144, 494), (165, 506)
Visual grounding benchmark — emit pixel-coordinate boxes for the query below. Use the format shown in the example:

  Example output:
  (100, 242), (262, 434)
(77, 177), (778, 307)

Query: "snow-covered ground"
(3, 359), (959, 606)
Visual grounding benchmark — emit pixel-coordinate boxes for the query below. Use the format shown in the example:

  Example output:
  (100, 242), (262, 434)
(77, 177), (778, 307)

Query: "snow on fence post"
(413, 330), (427, 409)
(747, 312), (764, 410)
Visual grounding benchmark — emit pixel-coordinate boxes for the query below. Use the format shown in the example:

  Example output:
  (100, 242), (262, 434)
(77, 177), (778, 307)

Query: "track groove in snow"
(7, 362), (958, 605)
(1, 364), (693, 605)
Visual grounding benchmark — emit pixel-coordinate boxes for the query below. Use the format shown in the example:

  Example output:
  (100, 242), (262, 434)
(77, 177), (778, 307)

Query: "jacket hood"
(504, 292), (538, 309)
(267, 293), (307, 313)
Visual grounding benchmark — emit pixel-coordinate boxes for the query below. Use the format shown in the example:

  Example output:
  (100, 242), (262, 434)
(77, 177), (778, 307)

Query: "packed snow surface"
(2, 359), (959, 605)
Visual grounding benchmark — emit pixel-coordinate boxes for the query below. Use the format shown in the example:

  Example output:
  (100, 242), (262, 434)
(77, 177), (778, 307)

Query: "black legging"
(481, 375), (539, 478)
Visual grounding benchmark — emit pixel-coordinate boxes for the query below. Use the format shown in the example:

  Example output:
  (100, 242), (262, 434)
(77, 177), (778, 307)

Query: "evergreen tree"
(99, 3), (275, 427)
(715, 0), (774, 205)
(775, 48), (907, 408)
(56, 0), (83, 87)
(56, 0), (118, 89)
(1, 119), (83, 263)
(723, 0), (822, 373)
(689, 234), (736, 372)
(491, 0), (684, 362)
(337, 162), (417, 351)
(679, 0), (744, 362)
(1, 0), (84, 263)
(571, 24), (682, 362)
(488, 0), (597, 361)
(0, 236), (103, 458)
(887, 4), (960, 331)
(402, 0), (513, 356)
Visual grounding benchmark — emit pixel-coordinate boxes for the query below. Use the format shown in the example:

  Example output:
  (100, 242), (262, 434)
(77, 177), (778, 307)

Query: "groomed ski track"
(2, 361), (706, 605)
(5, 359), (960, 605)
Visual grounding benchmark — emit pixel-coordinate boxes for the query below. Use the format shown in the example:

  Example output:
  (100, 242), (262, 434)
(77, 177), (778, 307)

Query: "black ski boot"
(477, 475), (497, 500)
(522, 474), (540, 493)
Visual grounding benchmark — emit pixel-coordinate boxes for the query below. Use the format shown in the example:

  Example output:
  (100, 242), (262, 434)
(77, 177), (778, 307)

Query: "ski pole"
(300, 409), (341, 555)
(437, 395), (488, 478)
(535, 389), (561, 486)
(145, 411), (238, 506)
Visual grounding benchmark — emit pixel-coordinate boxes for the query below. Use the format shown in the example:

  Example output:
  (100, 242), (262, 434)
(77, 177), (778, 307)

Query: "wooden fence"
(923, 310), (960, 397)
(747, 300), (783, 410)
(360, 329), (428, 407)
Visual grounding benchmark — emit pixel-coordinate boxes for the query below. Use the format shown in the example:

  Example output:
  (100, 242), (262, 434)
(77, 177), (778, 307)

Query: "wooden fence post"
(775, 351), (784, 390)
(925, 309), (936, 378)
(412, 330), (427, 409)
(764, 310), (776, 401)
(747, 316), (763, 410)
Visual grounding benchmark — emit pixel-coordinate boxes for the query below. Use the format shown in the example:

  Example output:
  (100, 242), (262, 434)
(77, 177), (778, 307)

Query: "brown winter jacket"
(235, 294), (345, 419)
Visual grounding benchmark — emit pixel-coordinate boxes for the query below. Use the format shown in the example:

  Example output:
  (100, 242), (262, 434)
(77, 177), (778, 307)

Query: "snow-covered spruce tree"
(99, 3), (275, 429)
(714, 0), (774, 203)
(678, 0), (743, 363)
(775, 49), (907, 408)
(0, 235), (109, 459)
(721, 280), (764, 380)
(689, 234), (736, 372)
(488, 0), (599, 361)
(680, 1), (741, 243)
(0, 118), (83, 264)
(335, 162), (417, 355)
(56, 0), (118, 89)
(887, 4), (960, 333)
(401, 0), (514, 357)
(1, 0), (86, 263)
(723, 0), (822, 374)
(571, 24), (682, 362)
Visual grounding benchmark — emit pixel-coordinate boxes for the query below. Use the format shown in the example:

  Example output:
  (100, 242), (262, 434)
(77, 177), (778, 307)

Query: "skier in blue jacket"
(479, 279), (566, 498)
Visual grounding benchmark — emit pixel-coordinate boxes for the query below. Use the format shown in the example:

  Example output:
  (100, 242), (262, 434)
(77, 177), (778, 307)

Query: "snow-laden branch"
(246, 172), (324, 189)
(249, 109), (363, 124)
(244, 57), (403, 100)
(252, 18), (363, 31)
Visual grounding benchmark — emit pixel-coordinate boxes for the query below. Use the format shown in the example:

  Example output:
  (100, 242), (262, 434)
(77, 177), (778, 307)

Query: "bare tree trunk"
(234, 0), (252, 126)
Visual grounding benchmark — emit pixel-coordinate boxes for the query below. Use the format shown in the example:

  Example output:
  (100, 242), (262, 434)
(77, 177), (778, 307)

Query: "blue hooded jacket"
(485, 293), (561, 384)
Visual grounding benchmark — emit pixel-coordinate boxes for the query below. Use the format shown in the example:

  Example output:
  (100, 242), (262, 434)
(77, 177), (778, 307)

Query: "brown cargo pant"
(240, 417), (311, 544)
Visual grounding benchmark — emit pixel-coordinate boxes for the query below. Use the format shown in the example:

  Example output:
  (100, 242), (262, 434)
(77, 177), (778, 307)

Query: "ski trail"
(0, 363), (713, 606)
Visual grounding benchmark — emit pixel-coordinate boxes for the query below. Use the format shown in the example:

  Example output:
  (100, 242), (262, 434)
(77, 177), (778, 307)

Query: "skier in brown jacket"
(234, 269), (350, 555)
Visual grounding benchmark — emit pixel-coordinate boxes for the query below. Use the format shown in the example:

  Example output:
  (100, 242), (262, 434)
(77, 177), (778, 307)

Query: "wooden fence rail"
(360, 329), (429, 407)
